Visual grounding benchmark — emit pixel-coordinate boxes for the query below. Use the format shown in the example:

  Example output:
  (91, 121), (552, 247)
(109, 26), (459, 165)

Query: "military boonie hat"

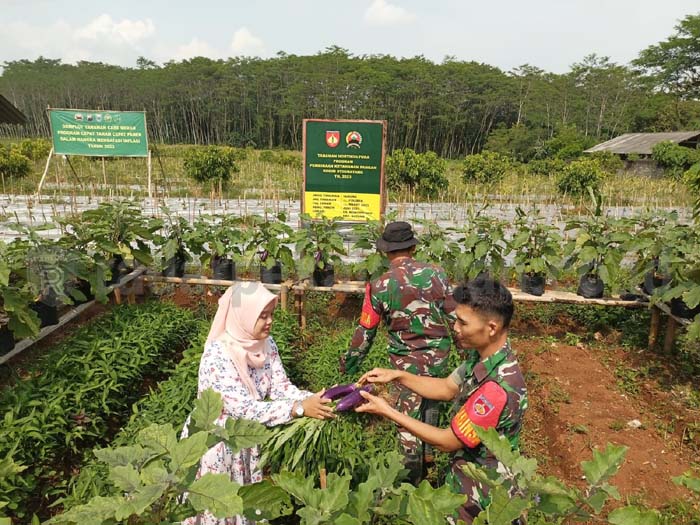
(376, 221), (418, 252)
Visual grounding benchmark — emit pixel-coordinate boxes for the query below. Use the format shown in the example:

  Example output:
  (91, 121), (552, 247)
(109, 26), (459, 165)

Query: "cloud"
(230, 27), (266, 56)
(364, 0), (417, 26)
(73, 14), (155, 46)
(0, 15), (156, 66)
(172, 38), (221, 61)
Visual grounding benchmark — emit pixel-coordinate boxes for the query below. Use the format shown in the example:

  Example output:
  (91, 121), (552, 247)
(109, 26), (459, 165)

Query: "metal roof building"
(0, 94), (27, 125)
(584, 131), (700, 156)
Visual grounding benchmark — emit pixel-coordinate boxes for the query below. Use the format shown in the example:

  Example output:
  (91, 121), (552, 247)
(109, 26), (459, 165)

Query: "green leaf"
(273, 470), (321, 508)
(318, 473), (351, 514)
(224, 417), (271, 454)
(138, 423), (178, 456)
(114, 483), (167, 521)
(673, 472), (700, 493)
(191, 388), (224, 432)
(188, 473), (243, 518)
(608, 505), (660, 525)
(334, 514), (362, 525)
(473, 486), (528, 525)
(580, 443), (627, 486)
(94, 445), (152, 467)
(44, 495), (122, 525)
(682, 285), (700, 309)
(407, 481), (464, 525)
(586, 489), (608, 514)
(239, 480), (293, 521)
(109, 464), (141, 493)
(171, 431), (209, 472)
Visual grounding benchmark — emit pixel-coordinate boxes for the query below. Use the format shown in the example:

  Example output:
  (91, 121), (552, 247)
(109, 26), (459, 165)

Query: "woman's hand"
(354, 390), (392, 417)
(302, 390), (336, 420)
(358, 367), (402, 385)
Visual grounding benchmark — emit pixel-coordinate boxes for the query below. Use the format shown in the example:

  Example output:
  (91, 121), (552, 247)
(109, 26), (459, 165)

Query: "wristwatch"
(294, 401), (304, 417)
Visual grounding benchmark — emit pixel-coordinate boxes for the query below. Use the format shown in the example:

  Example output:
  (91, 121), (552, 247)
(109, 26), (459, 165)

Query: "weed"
(570, 424), (589, 435)
(563, 332), (582, 346)
(609, 421), (625, 432)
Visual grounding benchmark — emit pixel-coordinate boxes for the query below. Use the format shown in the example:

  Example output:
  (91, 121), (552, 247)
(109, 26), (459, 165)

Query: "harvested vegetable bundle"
(259, 411), (398, 483)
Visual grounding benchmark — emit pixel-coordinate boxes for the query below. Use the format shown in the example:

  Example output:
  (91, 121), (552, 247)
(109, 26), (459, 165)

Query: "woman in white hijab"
(183, 282), (333, 525)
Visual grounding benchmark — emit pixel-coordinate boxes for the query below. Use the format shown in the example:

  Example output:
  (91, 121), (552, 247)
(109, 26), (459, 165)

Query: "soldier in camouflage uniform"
(354, 277), (528, 524)
(340, 221), (455, 480)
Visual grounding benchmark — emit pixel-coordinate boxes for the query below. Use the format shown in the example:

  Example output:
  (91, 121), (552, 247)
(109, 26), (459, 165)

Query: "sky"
(0, 0), (698, 74)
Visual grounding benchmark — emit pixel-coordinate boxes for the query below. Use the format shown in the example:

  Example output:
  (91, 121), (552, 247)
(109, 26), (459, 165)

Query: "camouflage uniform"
(446, 341), (528, 524)
(343, 257), (455, 478)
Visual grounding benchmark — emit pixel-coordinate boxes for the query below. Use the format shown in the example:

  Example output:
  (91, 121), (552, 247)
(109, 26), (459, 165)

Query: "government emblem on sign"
(326, 131), (340, 148)
(346, 131), (362, 148)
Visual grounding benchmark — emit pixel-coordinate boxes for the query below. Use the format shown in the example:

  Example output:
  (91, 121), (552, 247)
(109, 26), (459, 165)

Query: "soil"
(518, 338), (696, 507)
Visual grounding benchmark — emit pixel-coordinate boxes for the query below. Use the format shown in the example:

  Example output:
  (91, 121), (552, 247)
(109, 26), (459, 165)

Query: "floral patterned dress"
(182, 337), (311, 525)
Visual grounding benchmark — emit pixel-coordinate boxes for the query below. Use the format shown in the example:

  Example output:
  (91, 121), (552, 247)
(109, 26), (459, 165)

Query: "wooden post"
(300, 290), (307, 330)
(294, 290), (302, 327)
(101, 156), (107, 186)
(280, 283), (288, 310)
(663, 317), (677, 354)
(36, 147), (54, 196)
(113, 287), (122, 305)
(147, 149), (153, 200)
(319, 468), (327, 489)
(648, 306), (661, 351)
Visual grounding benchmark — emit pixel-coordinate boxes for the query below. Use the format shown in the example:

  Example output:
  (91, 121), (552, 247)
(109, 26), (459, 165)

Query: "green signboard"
(48, 109), (148, 157)
(303, 119), (386, 222)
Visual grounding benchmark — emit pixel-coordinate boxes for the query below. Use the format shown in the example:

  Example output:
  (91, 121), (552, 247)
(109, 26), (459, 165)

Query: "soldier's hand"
(355, 389), (391, 416)
(358, 367), (402, 385)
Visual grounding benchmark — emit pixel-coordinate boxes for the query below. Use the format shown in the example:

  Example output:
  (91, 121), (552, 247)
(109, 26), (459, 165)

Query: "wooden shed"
(0, 94), (27, 125)
(585, 131), (700, 177)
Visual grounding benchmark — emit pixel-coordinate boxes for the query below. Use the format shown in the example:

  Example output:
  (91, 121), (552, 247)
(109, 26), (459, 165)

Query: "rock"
(627, 419), (643, 429)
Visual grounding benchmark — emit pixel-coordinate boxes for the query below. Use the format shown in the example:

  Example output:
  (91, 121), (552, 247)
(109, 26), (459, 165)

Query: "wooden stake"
(648, 306), (661, 351)
(319, 468), (327, 489)
(280, 283), (288, 310)
(663, 316), (677, 354)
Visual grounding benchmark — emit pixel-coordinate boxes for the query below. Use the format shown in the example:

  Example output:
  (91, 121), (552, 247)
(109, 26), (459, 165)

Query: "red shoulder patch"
(359, 282), (381, 329)
(450, 381), (507, 448)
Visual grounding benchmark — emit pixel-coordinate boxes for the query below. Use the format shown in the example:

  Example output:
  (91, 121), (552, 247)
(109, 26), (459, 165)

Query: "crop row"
(0, 301), (200, 521)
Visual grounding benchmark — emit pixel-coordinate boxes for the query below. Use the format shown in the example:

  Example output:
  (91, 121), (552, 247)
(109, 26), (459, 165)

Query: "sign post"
(302, 119), (386, 222)
(41, 108), (150, 196)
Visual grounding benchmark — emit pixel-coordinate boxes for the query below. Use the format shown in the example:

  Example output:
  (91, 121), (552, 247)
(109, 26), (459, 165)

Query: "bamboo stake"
(648, 307), (661, 351)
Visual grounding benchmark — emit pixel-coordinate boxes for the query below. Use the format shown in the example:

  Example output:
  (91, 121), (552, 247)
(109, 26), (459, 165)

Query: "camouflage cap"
(377, 221), (418, 252)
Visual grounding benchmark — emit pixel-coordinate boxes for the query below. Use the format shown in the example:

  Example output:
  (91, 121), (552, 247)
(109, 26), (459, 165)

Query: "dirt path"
(518, 338), (696, 507)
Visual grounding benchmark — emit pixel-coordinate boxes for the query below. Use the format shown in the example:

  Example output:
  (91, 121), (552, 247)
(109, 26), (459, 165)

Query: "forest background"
(2, 13), (700, 160)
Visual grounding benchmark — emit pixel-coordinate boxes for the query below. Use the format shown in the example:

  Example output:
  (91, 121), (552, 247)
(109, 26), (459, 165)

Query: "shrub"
(258, 150), (302, 169)
(484, 125), (542, 162)
(17, 138), (52, 161)
(0, 146), (32, 179)
(652, 141), (700, 179)
(386, 148), (447, 198)
(183, 145), (239, 185)
(462, 151), (511, 185)
(589, 151), (624, 174)
(557, 158), (605, 196)
(539, 126), (596, 161)
(527, 158), (566, 177)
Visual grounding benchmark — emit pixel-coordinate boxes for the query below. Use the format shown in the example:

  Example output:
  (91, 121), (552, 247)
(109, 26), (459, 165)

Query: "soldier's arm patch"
(359, 282), (381, 329)
(450, 381), (507, 448)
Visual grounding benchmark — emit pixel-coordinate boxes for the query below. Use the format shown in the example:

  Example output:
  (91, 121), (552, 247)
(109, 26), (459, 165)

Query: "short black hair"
(453, 276), (514, 328)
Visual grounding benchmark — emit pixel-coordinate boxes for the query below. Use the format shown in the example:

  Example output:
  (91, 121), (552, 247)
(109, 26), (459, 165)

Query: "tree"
(634, 13), (700, 99)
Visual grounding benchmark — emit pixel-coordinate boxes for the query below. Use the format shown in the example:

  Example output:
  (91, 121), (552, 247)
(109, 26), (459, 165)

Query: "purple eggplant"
(323, 383), (357, 401)
(258, 250), (269, 262)
(335, 385), (374, 412)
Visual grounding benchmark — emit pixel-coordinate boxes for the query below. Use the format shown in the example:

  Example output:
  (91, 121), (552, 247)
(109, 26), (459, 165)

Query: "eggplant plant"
(294, 214), (347, 282)
(510, 207), (563, 296)
(189, 214), (250, 278)
(414, 218), (460, 277)
(656, 224), (700, 319)
(623, 210), (678, 296)
(243, 212), (295, 272)
(350, 217), (390, 281)
(451, 207), (508, 281)
(153, 205), (195, 277)
(563, 193), (630, 298)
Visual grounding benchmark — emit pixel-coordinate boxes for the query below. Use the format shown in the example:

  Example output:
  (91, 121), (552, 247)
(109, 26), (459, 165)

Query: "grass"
(0, 142), (693, 209)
